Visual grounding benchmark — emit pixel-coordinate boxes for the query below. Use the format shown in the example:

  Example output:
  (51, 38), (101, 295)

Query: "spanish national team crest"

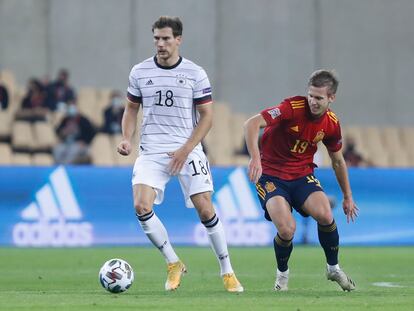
(313, 130), (325, 143)
(265, 181), (276, 193)
(176, 74), (187, 85)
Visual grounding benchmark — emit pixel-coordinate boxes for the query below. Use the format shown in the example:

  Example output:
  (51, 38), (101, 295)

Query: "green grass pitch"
(0, 247), (413, 311)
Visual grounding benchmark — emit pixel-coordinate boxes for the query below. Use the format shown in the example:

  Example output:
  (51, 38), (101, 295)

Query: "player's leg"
(133, 184), (180, 264)
(132, 154), (186, 291)
(179, 150), (242, 292)
(301, 191), (337, 263)
(133, 183), (186, 291)
(191, 191), (243, 292)
(191, 193), (228, 272)
(301, 190), (355, 291)
(266, 195), (296, 291)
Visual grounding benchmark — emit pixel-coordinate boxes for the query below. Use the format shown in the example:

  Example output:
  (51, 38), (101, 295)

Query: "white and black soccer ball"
(99, 258), (134, 293)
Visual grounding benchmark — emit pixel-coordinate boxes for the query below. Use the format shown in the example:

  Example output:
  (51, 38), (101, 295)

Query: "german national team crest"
(313, 130), (325, 143)
(176, 74), (187, 85)
(265, 181), (276, 193)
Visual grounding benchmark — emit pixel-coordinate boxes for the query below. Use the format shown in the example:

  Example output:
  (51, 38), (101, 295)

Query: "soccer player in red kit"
(244, 70), (358, 291)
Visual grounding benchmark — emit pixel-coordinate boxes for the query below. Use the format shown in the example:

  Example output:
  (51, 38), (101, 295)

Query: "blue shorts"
(256, 174), (324, 221)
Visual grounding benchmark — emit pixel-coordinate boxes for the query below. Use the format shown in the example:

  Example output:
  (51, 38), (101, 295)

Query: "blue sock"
(318, 219), (339, 265)
(273, 234), (293, 272)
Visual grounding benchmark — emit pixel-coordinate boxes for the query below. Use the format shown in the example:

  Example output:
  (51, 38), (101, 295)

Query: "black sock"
(318, 219), (339, 265)
(273, 234), (293, 272)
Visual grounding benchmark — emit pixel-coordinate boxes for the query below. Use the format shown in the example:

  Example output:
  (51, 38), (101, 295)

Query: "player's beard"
(157, 50), (170, 61)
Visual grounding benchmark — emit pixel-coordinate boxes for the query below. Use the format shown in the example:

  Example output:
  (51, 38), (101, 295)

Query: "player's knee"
(315, 209), (333, 225)
(278, 223), (296, 240)
(196, 203), (215, 222)
(134, 200), (153, 215)
(192, 192), (214, 220)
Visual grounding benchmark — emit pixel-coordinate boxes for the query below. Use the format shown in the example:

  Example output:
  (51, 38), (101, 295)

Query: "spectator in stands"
(102, 91), (124, 134)
(15, 78), (49, 121)
(343, 136), (371, 167)
(0, 83), (8, 110)
(53, 102), (96, 164)
(47, 69), (76, 111)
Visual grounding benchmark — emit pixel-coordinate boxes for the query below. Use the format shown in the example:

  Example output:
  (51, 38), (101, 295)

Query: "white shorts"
(131, 149), (214, 207)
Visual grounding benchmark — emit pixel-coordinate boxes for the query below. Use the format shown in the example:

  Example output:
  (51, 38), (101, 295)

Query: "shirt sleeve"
(323, 122), (343, 152)
(193, 68), (212, 105)
(126, 66), (142, 104)
(260, 100), (293, 126)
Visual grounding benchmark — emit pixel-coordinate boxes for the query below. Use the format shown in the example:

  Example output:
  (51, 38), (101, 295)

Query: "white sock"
(203, 215), (233, 275)
(277, 268), (289, 276)
(137, 211), (179, 264)
(327, 263), (340, 272)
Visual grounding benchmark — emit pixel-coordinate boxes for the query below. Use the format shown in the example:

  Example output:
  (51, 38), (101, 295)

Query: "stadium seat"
(90, 133), (114, 166)
(342, 126), (368, 158)
(32, 153), (54, 166)
(78, 87), (102, 128)
(0, 69), (17, 98)
(204, 103), (233, 165)
(12, 153), (32, 165)
(10, 86), (25, 116)
(33, 122), (57, 152)
(370, 152), (390, 167)
(232, 154), (249, 166)
(0, 143), (13, 164)
(363, 126), (386, 154)
(400, 127), (414, 157)
(0, 111), (12, 142)
(96, 88), (113, 111)
(11, 121), (34, 152)
(388, 149), (411, 167)
(382, 127), (404, 152)
(230, 113), (248, 154)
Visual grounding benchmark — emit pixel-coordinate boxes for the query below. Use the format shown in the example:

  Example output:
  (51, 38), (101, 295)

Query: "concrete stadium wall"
(1, 0), (413, 125)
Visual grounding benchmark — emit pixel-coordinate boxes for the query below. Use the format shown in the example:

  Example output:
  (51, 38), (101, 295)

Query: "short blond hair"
(308, 69), (339, 95)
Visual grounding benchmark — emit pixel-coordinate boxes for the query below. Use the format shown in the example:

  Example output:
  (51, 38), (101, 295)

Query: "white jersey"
(127, 56), (213, 155)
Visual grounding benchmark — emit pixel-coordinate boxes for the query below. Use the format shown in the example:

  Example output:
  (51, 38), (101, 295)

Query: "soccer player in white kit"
(117, 16), (243, 292)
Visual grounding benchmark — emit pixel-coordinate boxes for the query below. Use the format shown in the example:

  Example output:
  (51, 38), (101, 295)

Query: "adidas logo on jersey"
(12, 166), (93, 247)
(145, 79), (154, 85)
(193, 167), (272, 246)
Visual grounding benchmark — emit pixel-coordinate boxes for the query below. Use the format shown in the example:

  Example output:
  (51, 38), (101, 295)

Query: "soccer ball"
(99, 258), (134, 293)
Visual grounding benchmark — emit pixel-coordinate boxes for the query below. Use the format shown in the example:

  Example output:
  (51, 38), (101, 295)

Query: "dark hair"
(308, 69), (339, 95)
(152, 16), (183, 37)
(58, 68), (69, 78)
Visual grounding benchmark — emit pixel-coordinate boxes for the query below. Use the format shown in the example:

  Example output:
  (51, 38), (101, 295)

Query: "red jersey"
(260, 96), (342, 180)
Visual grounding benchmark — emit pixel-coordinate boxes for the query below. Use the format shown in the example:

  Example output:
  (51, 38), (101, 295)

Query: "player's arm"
(117, 100), (141, 156)
(168, 102), (213, 175)
(244, 114), (267, 183)
(328, 149), (359, 223)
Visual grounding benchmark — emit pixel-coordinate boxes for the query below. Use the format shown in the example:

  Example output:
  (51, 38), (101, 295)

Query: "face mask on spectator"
(112, 97), (123, 108)
(67, 105), (78, 117)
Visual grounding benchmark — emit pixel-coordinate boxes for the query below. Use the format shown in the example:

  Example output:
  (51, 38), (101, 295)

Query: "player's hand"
(248, 157), (262, 183)
(343, 197), (359, 223)
(117, 139), (132, 156)
(167, 146), (191, 175)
